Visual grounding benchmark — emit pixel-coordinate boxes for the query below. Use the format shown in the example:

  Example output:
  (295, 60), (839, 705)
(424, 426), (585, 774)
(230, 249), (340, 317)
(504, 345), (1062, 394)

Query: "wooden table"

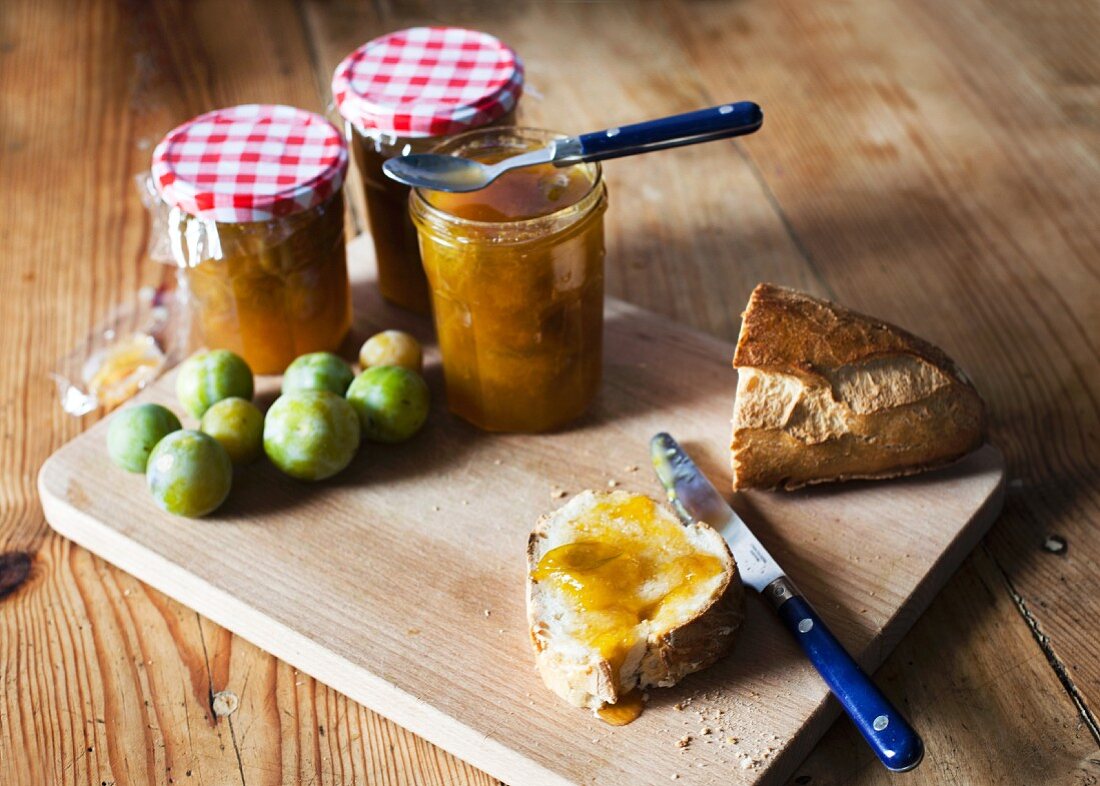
(2, 1), (1097, 784)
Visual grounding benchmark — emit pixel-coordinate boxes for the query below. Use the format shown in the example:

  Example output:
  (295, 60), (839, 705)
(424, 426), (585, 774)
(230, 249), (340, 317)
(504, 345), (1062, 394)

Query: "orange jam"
(178, 193), (352, 374)
(532, 495), (724, 688)
(424, 156), (592, 222)
(596, 689), (645, 726)
(410, 128), (608, 433)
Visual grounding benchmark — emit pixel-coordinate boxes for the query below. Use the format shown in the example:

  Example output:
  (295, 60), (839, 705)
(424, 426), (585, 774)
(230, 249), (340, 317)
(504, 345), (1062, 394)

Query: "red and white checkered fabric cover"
(151, 104), (348, 223)
(332, 26), (523, 138)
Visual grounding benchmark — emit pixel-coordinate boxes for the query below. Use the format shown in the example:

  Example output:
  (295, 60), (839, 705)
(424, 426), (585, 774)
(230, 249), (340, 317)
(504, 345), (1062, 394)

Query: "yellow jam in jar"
(177, 193), (351, 375)
(410, 128), (608, 433)
(153, 104), (352, 375)
(532, 495), (725, 683)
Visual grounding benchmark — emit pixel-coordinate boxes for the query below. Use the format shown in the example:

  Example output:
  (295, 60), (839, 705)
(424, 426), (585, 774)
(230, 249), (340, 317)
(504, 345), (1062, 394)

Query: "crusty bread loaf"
(731, 284), (986, 490)
(527, 491), (743, 716)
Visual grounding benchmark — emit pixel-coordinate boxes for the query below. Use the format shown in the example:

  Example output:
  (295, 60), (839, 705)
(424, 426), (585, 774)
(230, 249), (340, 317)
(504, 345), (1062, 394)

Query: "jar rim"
(409, 127), (605, 234)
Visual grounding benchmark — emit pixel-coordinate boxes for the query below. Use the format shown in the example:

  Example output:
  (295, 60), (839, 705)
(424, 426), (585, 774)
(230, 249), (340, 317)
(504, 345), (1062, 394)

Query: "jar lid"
(151, 104), (348, 223)
(331, 26), (524, 139)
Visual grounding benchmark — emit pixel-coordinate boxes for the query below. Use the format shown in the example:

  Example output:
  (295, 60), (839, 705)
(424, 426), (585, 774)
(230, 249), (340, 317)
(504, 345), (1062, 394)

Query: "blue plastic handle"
(574, 101), (763, 163)
(776, 595), (924, 771)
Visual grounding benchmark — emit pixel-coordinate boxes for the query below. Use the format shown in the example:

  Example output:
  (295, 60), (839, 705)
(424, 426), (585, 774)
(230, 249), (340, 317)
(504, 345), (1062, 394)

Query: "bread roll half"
(732, 283), (986, 490)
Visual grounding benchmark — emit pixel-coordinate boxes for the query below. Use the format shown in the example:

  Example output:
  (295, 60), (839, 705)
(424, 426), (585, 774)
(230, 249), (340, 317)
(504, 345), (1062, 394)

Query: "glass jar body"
(349, 109), (516, 315)
(410, 128), (607, 433)
(173, 192), (351, 374)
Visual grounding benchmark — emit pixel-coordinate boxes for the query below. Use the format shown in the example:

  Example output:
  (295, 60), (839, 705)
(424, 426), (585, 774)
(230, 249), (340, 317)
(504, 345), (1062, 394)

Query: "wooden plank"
(39, 236), (1006, 786)
(663, 0), (1100, 776)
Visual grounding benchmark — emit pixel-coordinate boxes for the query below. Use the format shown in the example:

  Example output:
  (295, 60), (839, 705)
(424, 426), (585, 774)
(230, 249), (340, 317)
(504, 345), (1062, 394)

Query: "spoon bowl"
(382, 155), (496, 192)
(383, 146), (558, 193)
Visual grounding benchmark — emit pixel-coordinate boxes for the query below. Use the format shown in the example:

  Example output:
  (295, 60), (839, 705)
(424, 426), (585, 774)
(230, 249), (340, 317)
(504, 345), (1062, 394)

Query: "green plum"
(263, 390), (360, 480)
(146, 430), (232, 517)
(106, 403), (182, 472)
(176, 349), (254, 419)
(346, 366), (430, 443)
(359, 330), (422, 372)
(282, 352), (355, 396)
(200, 397), (264, 464)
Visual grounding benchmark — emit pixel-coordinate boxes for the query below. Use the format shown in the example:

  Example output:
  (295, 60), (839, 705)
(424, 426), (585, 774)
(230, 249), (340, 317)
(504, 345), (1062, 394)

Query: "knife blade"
(650, 432), (923, 773)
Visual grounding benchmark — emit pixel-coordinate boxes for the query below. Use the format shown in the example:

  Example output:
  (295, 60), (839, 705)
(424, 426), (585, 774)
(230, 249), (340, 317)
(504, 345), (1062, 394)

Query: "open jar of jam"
(151, 104), (351, 374)
(332, 27), (524, 314)
(410, 128), (608, 433)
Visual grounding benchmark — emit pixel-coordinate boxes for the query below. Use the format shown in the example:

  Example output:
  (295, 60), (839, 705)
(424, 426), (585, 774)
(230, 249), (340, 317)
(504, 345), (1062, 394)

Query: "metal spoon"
(382, 101), (763, 192)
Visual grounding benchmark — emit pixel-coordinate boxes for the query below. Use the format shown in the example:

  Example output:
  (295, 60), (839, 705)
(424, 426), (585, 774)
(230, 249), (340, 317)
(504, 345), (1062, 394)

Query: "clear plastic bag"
(50, 175), (195, 415)
(50, 283), (189, 415)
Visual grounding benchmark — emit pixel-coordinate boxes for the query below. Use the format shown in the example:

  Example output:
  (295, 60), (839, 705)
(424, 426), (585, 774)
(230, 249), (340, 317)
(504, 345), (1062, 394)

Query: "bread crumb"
(673, 702), (684, 711)
(670, 775), (679, 781)
(431, 505), (440, 512)
(551, 488), (567, 499)
(493, 459), (502, 465)
(725, 736), (738, 744)
(676, 735), (692, 749)
(483, 610), (491, 617)
(607, 479), (619, 488)
(461, 500), (469, 506)
(739, 758), (754, 770)
(625, 465), (639, 473)
(700, 726), (712, 735)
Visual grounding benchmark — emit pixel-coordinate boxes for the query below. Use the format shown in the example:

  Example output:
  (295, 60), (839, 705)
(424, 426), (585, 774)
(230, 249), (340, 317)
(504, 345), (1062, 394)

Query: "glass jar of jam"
(332, 26), (524, 314)
(410, 128), (608, 433)
(151, 104), (352, 374)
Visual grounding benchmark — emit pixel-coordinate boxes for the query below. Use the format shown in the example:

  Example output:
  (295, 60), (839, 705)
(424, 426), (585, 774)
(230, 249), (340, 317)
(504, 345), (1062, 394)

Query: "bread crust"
(731, 284), (986, 490)
(526, 491), (744, 711)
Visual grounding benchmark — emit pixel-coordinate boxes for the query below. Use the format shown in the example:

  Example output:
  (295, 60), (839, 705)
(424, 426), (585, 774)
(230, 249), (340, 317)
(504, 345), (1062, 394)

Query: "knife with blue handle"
(650, 433), (924, 772)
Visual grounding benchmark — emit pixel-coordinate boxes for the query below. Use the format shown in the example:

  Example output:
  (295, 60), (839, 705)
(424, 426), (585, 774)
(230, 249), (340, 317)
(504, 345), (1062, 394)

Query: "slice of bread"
(526, 490), (744, 718)
(732, 283), (986, 490)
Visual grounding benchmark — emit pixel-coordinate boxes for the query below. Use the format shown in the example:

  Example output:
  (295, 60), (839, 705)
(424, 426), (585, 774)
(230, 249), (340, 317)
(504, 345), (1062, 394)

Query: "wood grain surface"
(38, 236), (1006, 786)
(2, 0), (1098, 784)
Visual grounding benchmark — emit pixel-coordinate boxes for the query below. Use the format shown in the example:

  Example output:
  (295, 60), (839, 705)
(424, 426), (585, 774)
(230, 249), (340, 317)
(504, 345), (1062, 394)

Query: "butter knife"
(650, 433), (923, 772)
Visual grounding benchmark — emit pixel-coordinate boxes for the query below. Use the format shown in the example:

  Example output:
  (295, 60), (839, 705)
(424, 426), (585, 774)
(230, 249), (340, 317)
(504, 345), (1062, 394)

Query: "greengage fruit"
(282, 352), (355, 396)
(106, 403), (182, 473)
(346, 366), (429, 443)
(146, 430), (232, 517)
(176, 349), (254, 419)
(358, 330), (422, 373)
(263, 390), (360, 481)
(200, 397), (264, 464)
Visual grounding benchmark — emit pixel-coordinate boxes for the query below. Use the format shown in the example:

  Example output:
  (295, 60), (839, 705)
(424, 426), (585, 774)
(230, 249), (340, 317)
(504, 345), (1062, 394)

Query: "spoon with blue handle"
(650, 433), (924, 773)
(382, 101), (763, 192)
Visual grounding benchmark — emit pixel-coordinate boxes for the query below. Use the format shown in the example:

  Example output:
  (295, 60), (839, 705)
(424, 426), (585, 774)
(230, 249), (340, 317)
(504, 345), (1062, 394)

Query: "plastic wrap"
(50, 284), (188, 415)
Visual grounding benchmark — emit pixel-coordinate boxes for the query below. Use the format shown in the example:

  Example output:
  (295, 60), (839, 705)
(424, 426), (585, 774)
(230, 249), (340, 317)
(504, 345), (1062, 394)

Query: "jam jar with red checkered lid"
(151, 104), (352, 374)
(332, 27), (523, 314)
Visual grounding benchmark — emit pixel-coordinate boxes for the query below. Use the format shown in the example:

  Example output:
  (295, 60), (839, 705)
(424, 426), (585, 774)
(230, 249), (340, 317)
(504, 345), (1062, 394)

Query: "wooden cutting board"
(39, 237), (1005, 786)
